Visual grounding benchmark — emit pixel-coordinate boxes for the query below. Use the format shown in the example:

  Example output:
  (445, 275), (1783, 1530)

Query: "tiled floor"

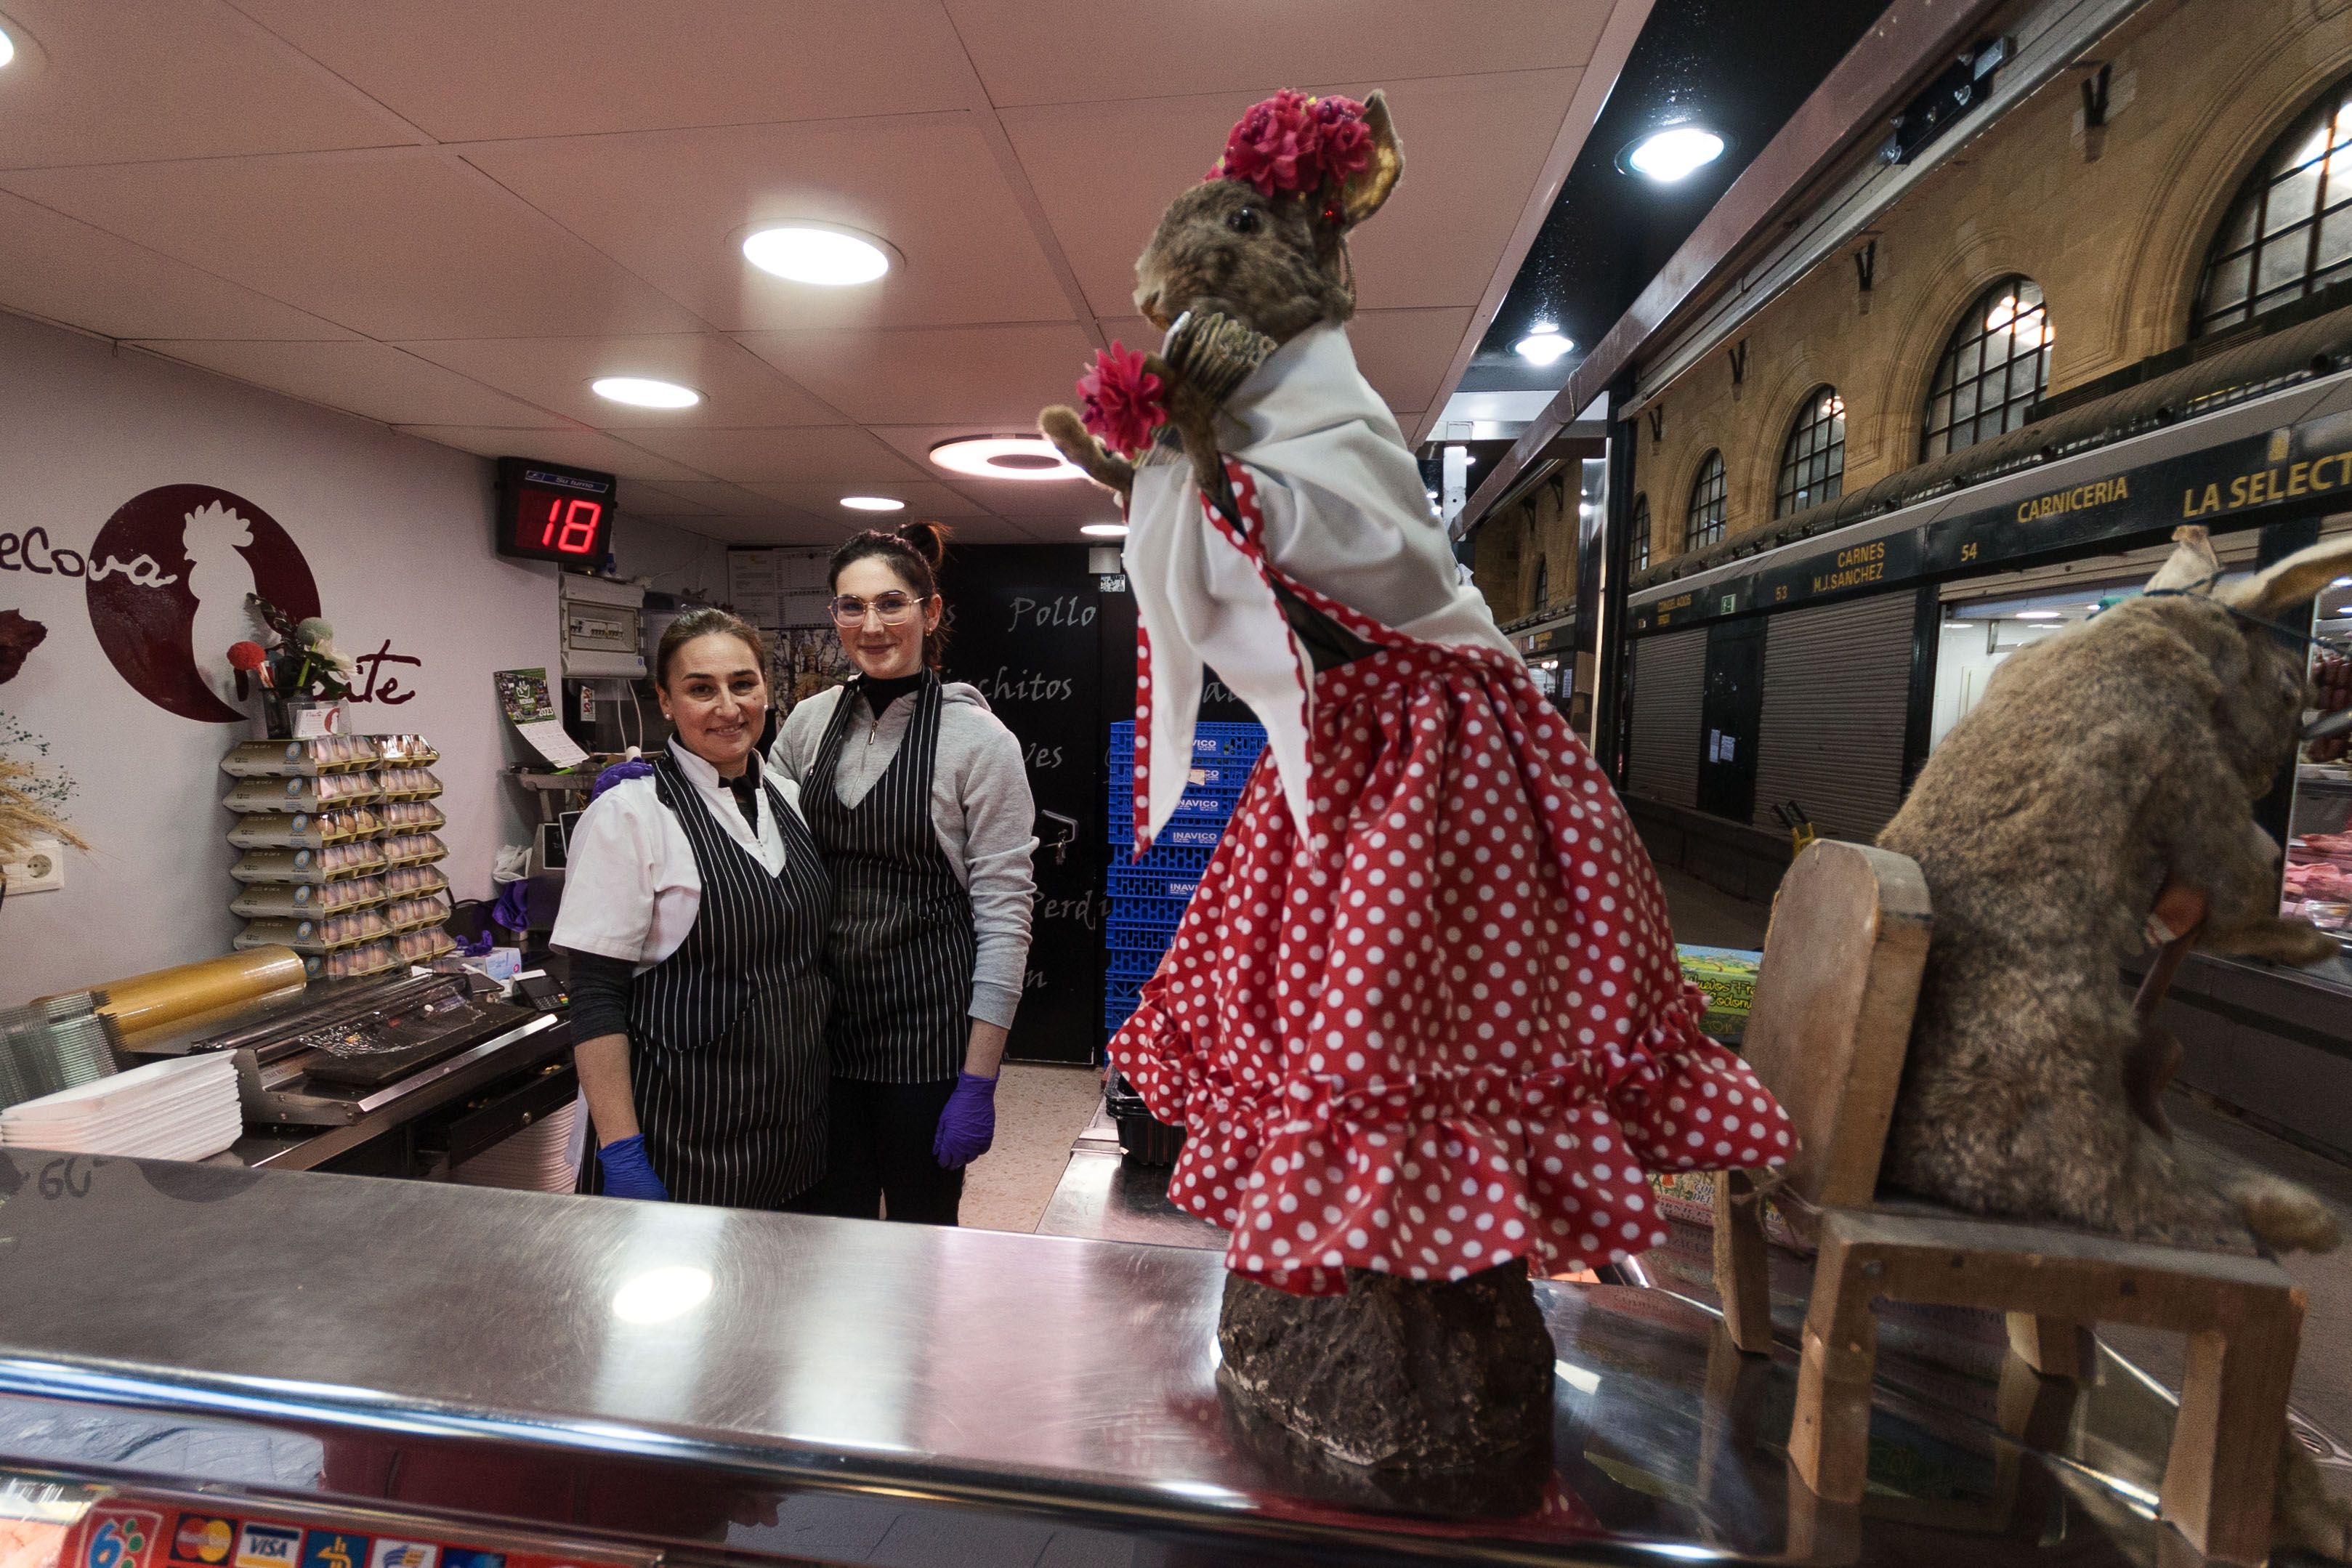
(959, 1062), (1106, 1234)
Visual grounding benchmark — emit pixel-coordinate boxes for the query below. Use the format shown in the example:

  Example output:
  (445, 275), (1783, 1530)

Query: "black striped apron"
(624, 751), (831, 1208)
(803, 675), (977, 1083)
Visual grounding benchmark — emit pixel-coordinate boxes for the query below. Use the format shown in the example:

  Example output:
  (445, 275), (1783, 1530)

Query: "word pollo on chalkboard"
(1007, 594), (1097, 631)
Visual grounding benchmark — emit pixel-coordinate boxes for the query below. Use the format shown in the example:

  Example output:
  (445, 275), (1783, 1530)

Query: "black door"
(1697, 618), (1765, 824)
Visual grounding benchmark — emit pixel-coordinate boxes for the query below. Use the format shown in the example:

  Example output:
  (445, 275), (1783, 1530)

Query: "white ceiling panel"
(463, 117), (1072, 332)
(133, 339), (567, 428)
(943, 1), (1609, 109)
(0, 0), (407, 170)
(403, 335), (838, 428)
(392, 425), (712, 482)
(741, 480), (990, 520)
(0, 190), (358, 342)
(619, 425), (931, 486)
(0, 1), (1646, 521)
(1006, 70), (1583, 320)
(1347, 307), (1477, 415)
(737, 323), (1097, 427)
(230, 0), (978, 141)
(0, 152), (706, 340)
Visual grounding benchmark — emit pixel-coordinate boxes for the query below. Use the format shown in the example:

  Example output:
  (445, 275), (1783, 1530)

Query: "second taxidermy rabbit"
(1879, 525), (2350, 1253)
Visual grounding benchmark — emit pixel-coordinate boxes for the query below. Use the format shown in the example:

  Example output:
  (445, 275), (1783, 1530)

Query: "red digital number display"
(521, 488), (604, 554)
(494, 458), (615, 564)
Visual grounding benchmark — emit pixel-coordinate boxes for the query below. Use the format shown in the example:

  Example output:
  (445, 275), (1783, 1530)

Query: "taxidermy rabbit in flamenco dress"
(1107, 319), (1795, 1296)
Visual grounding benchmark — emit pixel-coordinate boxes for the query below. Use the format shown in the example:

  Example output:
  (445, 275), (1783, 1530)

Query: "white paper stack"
(0, 1052), (242, 1160)
(451, 1098), (581, 1192)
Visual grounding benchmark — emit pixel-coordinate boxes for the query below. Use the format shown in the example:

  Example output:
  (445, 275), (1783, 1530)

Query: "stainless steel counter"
(0, 1152), (2189, 1566)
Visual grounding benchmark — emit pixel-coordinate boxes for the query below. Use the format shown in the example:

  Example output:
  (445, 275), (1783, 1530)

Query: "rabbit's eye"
(1227, 206), (1262, 235)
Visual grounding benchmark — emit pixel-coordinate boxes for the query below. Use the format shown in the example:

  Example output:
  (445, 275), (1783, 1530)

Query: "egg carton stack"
(222, 733), (456, 981)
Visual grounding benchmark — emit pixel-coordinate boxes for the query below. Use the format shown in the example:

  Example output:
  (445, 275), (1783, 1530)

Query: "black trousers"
(804, 1076), (963, 1225)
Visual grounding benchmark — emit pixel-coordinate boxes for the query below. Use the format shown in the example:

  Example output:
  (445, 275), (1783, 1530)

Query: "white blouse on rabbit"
(1123, 318), (1514, 841)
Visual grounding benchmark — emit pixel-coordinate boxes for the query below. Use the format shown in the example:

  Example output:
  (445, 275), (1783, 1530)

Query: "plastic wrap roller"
(63, 947), (308, 1046)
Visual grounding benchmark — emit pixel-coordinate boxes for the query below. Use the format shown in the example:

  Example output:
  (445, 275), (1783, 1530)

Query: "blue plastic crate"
(1110, 719), (1266, 761)
(1108, 865), (1202, 901)
(1104, 996), (1139, 1031)
(1107, 950), (1164, 983)
(1106, 924), (1178, 953)
(1117, 841), (1214, 873)
(1107, 893), (1194, 930)
(1112, 822), (1229, 852)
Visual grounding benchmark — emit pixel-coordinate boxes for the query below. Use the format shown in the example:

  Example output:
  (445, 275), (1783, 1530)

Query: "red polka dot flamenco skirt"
(1109, 639), (1795, 1296)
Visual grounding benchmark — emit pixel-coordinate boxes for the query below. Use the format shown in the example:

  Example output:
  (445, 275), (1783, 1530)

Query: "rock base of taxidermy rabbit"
(1216, 1259), (1555, 1473)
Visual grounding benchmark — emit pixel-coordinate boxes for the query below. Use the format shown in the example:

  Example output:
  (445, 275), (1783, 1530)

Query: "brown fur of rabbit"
(1038, 91), (1404, 503)
(1878, 525), (2351, 1253)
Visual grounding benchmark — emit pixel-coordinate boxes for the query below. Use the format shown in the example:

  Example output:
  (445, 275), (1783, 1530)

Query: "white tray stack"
(222, 734), (456, 980)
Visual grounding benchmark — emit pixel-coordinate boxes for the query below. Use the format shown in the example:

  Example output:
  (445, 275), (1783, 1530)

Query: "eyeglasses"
(829, 591), (924, 627)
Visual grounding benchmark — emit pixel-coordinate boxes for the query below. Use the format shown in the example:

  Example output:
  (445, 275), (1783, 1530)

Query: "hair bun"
(896, 520), (950, 568)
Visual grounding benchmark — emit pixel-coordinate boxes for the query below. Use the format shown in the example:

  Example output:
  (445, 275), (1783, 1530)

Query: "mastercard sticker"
(168, 1519), (235, 1568)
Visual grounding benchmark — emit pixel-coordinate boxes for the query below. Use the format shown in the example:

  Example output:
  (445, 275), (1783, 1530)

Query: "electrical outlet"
(1, 835), (64, 895)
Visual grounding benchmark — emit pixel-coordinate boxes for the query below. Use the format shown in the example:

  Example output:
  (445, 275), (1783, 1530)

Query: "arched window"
(2194, 82), (2352, 336)
(1921, 277), (2050, 460)
(1686, 451), (1727, 550)
(1631, 493), (1651, 572)
(1776, 387), (1846, 516)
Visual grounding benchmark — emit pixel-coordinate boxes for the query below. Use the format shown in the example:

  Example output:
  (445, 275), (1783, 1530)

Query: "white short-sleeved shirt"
(550, 742), (811, 971)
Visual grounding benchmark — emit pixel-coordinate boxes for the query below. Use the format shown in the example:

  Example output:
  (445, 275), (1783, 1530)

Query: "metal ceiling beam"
(1455, 0), (2011, 537)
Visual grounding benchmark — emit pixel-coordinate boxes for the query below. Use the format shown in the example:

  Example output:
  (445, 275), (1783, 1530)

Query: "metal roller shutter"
(1628, 626), (1705, 808)
(1749, 592), (1915, 843)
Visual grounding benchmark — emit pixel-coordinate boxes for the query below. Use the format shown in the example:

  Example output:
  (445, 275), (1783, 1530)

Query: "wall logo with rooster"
(83, 485), (320, 723)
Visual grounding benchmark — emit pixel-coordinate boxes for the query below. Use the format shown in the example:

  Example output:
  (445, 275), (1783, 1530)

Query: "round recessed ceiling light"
(1080, 522), (1128, 538)
(1514, 324), (1574, 365)
(839, 496), (905, 512)
(0, 26), (15, 68)
(1620, 125), (1728, 183)
(590, 376), (700, 409)
(928, 435), (1086, 481)
(741, 223), (892, 286)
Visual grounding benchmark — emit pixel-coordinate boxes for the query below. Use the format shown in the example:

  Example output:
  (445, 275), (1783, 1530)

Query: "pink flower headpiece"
(1205, 90), (1374, 198)
(1078, 342), (1167, 459)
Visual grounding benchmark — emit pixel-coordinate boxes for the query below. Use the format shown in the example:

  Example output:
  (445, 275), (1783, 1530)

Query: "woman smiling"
(552, 608), (831, 1209)
(774, 523), (1037, 1225)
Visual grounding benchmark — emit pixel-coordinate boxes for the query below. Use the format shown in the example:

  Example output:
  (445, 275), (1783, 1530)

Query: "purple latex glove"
(597, 1134), (670, 1201)
(933, 1072), (998, 1169)
(490, 878), (530, 934)
(591, 757), (654, 801)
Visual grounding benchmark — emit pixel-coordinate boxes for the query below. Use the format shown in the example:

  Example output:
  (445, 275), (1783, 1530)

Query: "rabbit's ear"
(1337, 90), (1403, 229)
(2218, 533), (2352, 617)
(2145, 525), (2223, 592)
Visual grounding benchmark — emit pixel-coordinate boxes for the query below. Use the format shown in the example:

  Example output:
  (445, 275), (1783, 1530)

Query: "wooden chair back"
(1741, 841), (1933, 1212)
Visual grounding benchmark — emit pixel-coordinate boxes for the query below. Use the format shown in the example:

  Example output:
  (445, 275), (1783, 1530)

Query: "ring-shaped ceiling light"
(839, 496), (905, 512)
(0, 26), (15, 68)
(590, 376), (700, 409)
(929, 435), (1086, 481)
(1619, 125), (1729, 183)
(740, 222), (894, 286)
(1514, 324), (1575, 365)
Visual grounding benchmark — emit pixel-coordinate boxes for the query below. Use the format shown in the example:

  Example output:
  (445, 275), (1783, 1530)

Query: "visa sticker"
(233, 1526), (301, 1568)
(171, 1517), (237, 1567)
(299, 1534), (369, 1568)
(367, 1544), (437, 1568)
(84, 1509), (163, 1568)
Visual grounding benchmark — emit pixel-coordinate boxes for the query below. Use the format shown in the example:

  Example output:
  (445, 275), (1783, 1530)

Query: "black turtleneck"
(858, 671), (926, 718)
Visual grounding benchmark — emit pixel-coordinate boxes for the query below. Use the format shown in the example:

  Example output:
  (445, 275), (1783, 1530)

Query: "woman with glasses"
(772, 522), (1038, 1224)
(552, 608), (831, 1210)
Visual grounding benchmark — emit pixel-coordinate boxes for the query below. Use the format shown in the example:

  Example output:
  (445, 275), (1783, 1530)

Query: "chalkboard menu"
(941, 546), (1114, 1065)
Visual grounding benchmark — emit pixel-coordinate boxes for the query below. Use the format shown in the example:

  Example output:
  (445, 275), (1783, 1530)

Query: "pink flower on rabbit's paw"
(1078, 342), (1167, 458)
